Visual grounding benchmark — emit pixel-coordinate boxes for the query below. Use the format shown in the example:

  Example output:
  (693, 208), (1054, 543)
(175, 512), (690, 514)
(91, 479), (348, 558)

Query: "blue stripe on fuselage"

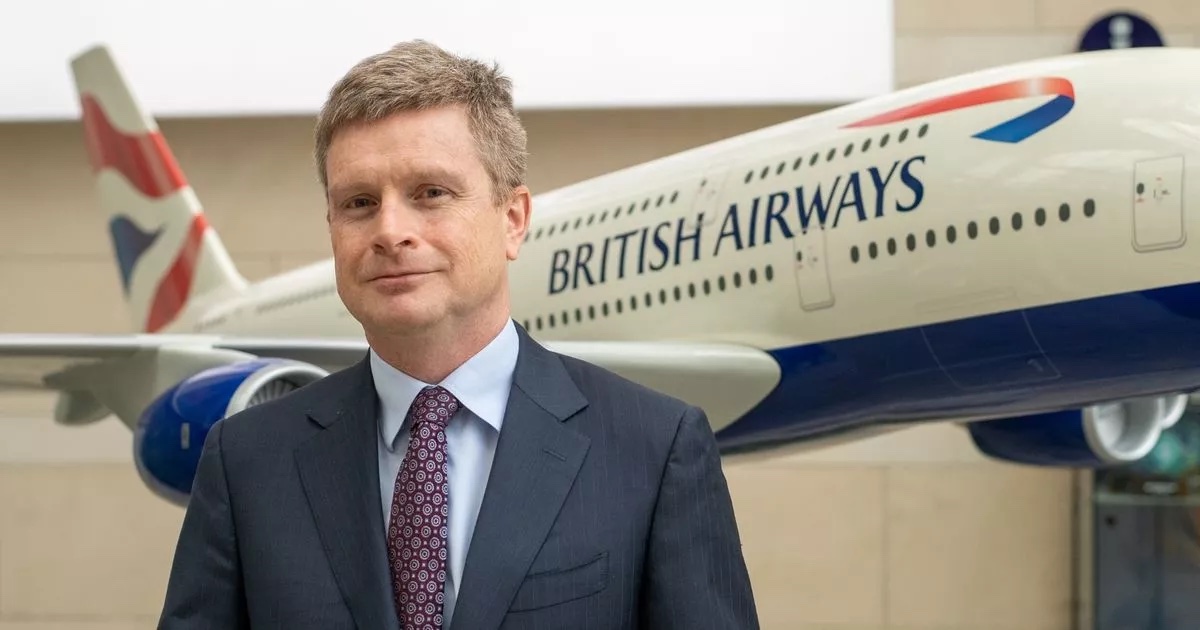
(714, 279), (1200, 451)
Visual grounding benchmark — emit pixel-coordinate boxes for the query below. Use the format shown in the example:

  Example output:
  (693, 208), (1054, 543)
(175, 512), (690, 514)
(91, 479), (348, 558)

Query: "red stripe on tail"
(79, 94), (188, 198)
(144, 213), (208, 332)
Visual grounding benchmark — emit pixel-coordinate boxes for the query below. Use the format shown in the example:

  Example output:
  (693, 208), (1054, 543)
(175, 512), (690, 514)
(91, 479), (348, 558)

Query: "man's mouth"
(370, 270), (431, 281)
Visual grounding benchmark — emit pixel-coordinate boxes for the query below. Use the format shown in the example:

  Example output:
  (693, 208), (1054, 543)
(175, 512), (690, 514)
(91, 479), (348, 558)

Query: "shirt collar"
(370, 318), (519, 451)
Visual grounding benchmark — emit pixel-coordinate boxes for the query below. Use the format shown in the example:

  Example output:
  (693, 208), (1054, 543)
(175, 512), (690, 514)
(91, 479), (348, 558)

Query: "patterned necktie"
(387, 385), (459, 629)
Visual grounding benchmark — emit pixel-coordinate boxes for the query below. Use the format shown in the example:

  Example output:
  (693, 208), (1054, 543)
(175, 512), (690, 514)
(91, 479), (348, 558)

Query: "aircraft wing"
(544, 340), (781, 432)
(0, 333), (371, 390)
(0, 333), (781, 433)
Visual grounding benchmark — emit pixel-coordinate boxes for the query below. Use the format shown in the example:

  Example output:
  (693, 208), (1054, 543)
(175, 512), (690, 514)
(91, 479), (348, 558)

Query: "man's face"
(324, 105), (529, 338)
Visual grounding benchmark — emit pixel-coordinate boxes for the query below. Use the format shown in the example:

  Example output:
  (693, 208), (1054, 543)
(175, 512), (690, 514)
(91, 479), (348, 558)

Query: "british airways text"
(548, 154), (926, 295)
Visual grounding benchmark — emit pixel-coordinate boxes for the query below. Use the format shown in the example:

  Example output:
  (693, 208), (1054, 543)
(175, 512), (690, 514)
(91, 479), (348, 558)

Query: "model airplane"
(3, 44), (1200, 507)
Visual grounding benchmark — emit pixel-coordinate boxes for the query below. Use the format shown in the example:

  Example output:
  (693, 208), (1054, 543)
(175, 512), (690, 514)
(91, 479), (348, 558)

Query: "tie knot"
(407, 385), (460, 430)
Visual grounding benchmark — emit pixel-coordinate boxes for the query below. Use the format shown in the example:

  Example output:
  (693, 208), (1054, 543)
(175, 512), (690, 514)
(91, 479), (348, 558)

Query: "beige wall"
(1, 0), (1193, 627)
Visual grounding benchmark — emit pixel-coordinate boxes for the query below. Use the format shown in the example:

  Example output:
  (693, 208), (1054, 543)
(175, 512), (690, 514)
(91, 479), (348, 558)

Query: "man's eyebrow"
(326, 181), (374, 201)
(412, 166), (466, 188)
(327, 167), (466, 199)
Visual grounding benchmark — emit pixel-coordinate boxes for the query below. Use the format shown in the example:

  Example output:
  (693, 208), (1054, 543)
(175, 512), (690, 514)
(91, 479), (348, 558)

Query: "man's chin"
(361, 303), (442, 336)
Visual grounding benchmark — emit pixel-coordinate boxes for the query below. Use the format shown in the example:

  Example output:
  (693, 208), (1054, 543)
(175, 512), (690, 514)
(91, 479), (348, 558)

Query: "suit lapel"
(294, 357), (399, 630)
(450, 326), (590, 630)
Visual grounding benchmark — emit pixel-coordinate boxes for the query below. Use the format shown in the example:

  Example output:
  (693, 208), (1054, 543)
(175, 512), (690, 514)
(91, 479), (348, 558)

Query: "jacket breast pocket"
(508, 551), (609, 612)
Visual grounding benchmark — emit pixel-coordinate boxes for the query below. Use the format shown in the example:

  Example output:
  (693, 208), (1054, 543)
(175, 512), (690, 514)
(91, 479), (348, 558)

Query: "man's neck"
(367, 309), (511, 384)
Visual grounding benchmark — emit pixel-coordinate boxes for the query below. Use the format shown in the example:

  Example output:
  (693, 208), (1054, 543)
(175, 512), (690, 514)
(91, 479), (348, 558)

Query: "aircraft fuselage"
(181, 49), (1200, 452)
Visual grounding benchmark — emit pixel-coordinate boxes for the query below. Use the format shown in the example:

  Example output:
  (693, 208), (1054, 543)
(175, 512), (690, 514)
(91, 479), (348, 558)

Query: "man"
(158, 40), (759, 630)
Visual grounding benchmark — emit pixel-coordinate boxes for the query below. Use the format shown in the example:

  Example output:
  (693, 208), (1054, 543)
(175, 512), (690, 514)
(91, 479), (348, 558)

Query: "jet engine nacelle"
(133, 358), (329, 505)
(966, 393), (1189, 467)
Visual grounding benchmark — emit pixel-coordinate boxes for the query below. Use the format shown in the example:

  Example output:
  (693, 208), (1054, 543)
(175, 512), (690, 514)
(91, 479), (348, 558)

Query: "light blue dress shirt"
(370, 318), (519, 629)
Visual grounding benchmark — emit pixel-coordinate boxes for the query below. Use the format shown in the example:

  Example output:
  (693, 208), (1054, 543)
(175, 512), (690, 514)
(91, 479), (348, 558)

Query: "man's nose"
(371, 200), (419, 253)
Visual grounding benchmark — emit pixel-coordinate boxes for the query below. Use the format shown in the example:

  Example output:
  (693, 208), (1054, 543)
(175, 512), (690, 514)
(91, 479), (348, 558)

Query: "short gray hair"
(314, 40), (528, 205)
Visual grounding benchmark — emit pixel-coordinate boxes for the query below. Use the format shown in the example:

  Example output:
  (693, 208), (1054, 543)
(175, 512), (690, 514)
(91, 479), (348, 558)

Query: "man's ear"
(504, 185), (533, 261)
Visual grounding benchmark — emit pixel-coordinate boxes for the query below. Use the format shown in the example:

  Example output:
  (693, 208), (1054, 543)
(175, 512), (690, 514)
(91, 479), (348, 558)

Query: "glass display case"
(1092, 409), (1200, 630)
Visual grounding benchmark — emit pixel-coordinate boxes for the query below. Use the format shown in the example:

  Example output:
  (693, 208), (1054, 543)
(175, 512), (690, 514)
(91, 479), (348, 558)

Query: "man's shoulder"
(541, 347), (718, 484)
(548, 349), (697, 434)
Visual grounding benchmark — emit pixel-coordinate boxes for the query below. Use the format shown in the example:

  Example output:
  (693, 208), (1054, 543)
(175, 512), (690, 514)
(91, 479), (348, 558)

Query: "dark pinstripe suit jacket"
(158, 322), (760, 629)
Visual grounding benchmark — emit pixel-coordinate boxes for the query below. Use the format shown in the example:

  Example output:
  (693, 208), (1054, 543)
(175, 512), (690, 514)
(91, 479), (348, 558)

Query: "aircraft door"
(1132, 156), (1186, 252)
(792, 224), (835, 311)
(691, 166), (731, 221)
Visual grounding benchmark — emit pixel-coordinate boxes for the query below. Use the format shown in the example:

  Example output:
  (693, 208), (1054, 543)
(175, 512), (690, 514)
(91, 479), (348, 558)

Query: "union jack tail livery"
(70, 45), (247, 334)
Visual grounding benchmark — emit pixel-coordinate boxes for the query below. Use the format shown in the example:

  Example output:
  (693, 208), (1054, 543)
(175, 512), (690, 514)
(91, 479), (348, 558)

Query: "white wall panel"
(0, 0), (894, 120)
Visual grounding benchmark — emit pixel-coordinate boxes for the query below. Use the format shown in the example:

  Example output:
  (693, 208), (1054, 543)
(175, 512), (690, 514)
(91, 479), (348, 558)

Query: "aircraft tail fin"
(69, 44), (246, 333)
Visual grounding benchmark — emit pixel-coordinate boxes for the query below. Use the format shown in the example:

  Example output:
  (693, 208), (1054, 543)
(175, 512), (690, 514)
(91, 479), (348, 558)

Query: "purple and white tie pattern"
(388, 385), (459, 629)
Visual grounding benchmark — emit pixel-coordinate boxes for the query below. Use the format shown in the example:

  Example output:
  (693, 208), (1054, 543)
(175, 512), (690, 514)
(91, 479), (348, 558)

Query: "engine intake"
(967, 393), (1188, 467)
(133, 358), (329, 505)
